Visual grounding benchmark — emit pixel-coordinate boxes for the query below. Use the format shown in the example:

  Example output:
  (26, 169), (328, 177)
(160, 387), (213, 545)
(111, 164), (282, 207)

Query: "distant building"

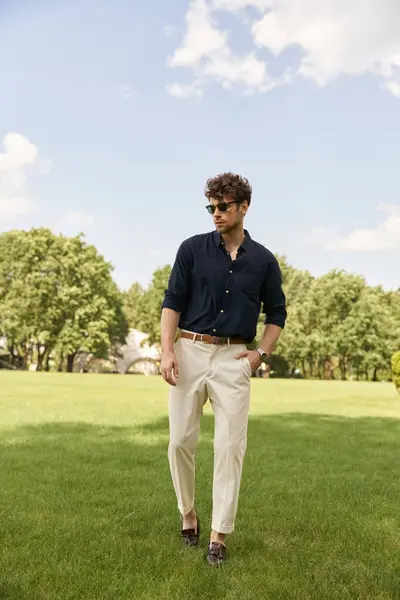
(115, 329), (161, 375)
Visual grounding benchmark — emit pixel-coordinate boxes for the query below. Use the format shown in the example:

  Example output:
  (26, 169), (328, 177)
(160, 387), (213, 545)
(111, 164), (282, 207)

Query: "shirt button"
(226, 290), (229, 293)
(220, 309), (224, 313)
(213, 329), (216, 332)
(229, 270), (232, 274)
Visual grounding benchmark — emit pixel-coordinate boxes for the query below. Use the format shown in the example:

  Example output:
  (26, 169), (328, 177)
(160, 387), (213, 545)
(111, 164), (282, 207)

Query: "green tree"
(272, 305), (307, 376)
(123, 282), (144, 329)
(391, 351), (400, 392)
(309, 271), (366, 379)
(52, 234), (128, 371)
(136, 265), (172, 345)
(337, 287), (397, 381)
(276, 254), (314, 308)
(0, 228), (128, 372)
(255, 256), (314, 374)
(0, 228), (66, 369)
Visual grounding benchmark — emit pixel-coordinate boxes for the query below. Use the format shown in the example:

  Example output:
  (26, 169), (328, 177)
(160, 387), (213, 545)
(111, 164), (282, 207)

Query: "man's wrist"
(256, 347), (271, 363)
(162, 346), (175, 354)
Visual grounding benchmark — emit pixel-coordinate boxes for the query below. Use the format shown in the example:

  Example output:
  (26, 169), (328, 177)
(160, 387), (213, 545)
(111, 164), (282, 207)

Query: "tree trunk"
(323, 358), (334, 380)
(301, 359), (307, 377)
(58, 351), (64, 372)
(339, 357), (347, 380)
(308, 358), (314, 378)
(20, 344), (29, 370)
(8, 344), (16, 367)
(329, 359), (336, 380)
(67, 353), (76, 373)
(44, 347), (52, 372)
(372, 367), (378, 382)
(36, 344), (46, 371)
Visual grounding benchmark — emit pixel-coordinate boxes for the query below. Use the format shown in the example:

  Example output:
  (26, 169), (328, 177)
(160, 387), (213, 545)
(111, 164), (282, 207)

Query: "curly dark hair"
(204, 172), (252, 206)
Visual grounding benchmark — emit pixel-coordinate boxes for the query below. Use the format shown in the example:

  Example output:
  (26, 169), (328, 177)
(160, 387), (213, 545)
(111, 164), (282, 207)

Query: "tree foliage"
(252, 259), (399, 380)
(123, 282), (144, 329)
(135, 265), (172, 345)
(392, 351), (400, 392)
(273, 267), (400, 380)
(0, 228), (128, 371)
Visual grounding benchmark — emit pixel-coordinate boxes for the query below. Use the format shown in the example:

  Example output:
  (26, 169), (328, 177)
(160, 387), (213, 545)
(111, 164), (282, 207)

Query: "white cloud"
(0, 133), (42, 219)
(385, 80), (400, 98)
(64, 211), (94, 227)
(253, 0), (400, 87)
(167, 0), (275, 96)
(307, 204), (400, 252)
(0, 133), (37, 172)
(211, 0), (272, 11)
(168, 0), (227, 68)
(203, 51), (275, 92)
(168, 0), (400, 98)
(166, 81), (203, 99)
(0, 197), (36, 218)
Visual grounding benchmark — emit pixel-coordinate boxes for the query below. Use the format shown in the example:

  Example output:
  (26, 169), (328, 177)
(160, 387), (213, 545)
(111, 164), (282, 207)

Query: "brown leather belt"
(180, 331), (245, 345)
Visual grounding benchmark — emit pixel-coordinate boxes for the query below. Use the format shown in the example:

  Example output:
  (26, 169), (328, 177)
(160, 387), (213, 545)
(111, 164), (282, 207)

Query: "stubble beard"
(216, 219), (242, 235)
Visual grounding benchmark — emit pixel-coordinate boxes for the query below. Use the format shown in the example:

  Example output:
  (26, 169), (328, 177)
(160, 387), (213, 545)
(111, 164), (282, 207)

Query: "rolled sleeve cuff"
(162, 291), (185, 313)
(264, 310), (287, 329)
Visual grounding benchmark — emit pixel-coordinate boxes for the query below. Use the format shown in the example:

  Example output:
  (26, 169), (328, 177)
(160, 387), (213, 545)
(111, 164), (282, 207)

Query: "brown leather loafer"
(206, 541), (227, 566)
(181, 517), (200, 547)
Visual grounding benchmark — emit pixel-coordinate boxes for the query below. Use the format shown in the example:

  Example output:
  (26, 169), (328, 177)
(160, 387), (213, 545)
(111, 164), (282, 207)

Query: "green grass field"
(0, 372), (399, 600)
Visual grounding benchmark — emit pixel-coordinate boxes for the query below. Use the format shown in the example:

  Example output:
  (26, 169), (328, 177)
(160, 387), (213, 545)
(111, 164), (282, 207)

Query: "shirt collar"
(212, 229), (252, 251)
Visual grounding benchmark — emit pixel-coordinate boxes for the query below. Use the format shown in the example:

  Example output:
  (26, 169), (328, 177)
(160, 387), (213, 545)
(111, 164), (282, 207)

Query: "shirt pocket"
(237, 264), (263, 297)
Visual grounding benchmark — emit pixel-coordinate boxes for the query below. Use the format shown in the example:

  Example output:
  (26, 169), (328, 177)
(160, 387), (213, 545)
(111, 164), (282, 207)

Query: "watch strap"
(256, 348), (269, 362)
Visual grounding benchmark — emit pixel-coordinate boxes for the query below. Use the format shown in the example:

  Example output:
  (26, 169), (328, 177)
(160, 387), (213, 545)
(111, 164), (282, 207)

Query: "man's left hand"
(234, 349), (262, 374)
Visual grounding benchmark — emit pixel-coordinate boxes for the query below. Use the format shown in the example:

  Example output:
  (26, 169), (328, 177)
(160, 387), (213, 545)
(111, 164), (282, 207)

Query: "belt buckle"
(212, 335), (228, 345)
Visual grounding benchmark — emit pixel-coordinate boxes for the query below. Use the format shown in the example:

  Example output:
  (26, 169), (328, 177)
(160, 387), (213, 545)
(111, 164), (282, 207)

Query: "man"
(160, 173), (287, 566)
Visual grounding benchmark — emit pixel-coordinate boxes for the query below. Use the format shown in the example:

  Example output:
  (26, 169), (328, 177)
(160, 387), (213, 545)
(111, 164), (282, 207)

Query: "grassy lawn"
(0, 372), (399, 600)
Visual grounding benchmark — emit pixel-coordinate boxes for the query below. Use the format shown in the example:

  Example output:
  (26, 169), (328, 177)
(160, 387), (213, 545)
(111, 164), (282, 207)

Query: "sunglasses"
(205, 200), (240, 215)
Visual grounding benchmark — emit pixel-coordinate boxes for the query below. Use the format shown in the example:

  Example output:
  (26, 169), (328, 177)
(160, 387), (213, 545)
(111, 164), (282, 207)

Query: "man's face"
(209, 195), (247, 234)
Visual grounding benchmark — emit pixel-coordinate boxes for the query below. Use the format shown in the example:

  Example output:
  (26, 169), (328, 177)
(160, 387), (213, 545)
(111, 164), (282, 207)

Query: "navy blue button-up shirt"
(162, 230), (287, 343)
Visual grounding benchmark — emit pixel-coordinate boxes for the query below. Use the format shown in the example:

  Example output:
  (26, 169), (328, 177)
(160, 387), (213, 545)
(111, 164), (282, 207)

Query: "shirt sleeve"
(260, 254), (287, 328)
(161, 239), (192, 313)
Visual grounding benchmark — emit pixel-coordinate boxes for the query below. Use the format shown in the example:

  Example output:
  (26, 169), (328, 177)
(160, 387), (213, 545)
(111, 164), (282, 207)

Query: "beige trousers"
(168, 333), (252, 534)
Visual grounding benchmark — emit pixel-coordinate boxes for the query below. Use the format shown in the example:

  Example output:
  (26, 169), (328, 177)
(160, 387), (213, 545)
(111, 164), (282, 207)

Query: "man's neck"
(221, 227), (245, 251)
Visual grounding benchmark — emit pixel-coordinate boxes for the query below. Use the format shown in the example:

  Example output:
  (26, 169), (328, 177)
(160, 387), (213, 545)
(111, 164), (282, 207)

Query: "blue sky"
(1, 0), (399, 291)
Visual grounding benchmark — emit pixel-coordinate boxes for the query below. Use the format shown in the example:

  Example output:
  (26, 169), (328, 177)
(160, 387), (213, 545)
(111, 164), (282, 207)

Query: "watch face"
(257, 349), (270, 364)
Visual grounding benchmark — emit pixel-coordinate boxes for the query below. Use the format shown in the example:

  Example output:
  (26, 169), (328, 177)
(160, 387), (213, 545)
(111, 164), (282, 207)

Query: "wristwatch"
(256, 348), (270, 364)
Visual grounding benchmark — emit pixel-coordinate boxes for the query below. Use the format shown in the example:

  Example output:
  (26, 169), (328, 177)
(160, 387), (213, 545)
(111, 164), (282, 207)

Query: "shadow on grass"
(0, 414), (399, 600)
